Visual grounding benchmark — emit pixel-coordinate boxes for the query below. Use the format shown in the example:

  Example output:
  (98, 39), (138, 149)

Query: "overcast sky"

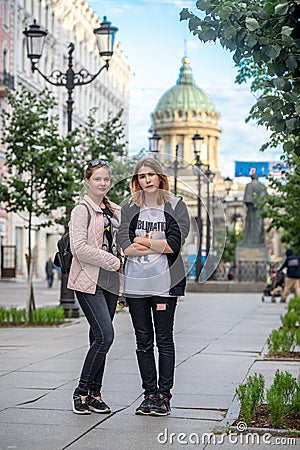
(87, 0), (281, 179)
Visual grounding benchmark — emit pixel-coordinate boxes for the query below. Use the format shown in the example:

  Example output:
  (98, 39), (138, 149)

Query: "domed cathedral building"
(151, 56), (221, 173)
(150, 56), (246, 280)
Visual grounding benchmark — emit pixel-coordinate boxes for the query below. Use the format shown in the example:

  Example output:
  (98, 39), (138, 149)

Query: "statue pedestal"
(236, 245), (268, 282)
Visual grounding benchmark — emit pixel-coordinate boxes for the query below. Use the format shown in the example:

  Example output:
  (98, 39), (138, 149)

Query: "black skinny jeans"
(75, 285), (118, 397)
(126, 296), (177, 399)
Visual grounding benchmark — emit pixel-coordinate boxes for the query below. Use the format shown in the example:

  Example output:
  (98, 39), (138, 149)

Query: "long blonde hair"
(130, 158), (170, 207)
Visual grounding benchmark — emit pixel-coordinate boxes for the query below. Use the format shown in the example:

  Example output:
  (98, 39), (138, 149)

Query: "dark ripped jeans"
(126, 296), (177, 399)
(75, 285), (117, 397)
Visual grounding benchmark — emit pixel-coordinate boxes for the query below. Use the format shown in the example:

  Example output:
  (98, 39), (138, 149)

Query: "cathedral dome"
(154, 57), (217, 115)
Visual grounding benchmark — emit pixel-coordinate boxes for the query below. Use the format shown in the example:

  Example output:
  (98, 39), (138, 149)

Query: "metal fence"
(237, 260), (267, 282)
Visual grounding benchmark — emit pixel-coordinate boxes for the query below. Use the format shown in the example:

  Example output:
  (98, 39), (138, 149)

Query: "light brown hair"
(130, 158), (170, 207)
(85, 160), (113, 211)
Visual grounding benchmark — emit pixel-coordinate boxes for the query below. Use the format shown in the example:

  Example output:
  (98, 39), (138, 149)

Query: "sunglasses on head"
(88, 159), (109, 168)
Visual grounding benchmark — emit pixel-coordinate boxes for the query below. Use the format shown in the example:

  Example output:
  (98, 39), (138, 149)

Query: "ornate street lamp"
(23, 20), (47, 64)
(148, 130), (161, 155)
(192, 133), (204, 282)
(23, 16), (118, 134)
(224, 176), (233, 196)
(23, 16), (118, 317)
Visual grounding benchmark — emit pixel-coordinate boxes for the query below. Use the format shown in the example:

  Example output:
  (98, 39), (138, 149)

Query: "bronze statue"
(241, 173), (267, 246)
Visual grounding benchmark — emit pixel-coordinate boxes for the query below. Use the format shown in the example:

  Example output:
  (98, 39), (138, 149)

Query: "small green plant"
(281, 311), (299, 329)
(236, 373), (265, 426)
(288, 296), (300, 316)
(292, 375), (300, 414)
(30, 307), (65, 325)
(267, 329), (282, 355)
(267, 328), (298, 356)
(266, 370), (298, 428)
(0, 306), (65, 326)
(281, 329), (297, 354)
(296, 328), (300, 347)
(0, 306), (6, 322)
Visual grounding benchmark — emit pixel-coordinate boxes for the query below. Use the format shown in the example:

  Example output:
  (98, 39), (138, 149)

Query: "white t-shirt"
(124, 205), (171, 297)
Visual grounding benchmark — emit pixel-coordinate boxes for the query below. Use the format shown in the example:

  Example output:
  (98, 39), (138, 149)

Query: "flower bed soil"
(234, 404), (300, 431)
(265, 351), (300, 360)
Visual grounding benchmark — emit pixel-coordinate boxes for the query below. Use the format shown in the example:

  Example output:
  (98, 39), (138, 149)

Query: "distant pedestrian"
(227, 261), (236, 281)
(118, 157), (190, 416)
(278, 249), (300, 302)
(68, 160), (122, 415)
(45, 257), (55, 288)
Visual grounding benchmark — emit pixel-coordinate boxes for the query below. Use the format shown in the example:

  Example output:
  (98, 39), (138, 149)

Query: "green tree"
(222, 226), (243, 263)
(0, 87), (80, 316)
(259, 153), (300, 252)
(180, 0), (300, 156)
(79, 109), (135, 205)
(180, 0), (300, 252)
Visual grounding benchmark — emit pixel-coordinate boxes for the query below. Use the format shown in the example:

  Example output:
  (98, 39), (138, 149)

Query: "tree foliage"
(180, 0), (300, 251)
(0, 87), (82, 314)
(0, 86), (132, 314)
(259, 154), (300, 250)
(0, 87), (80, 237)
(222, 226), (243, 262)
(0, 85), (137, 233)
(79, 109), (136, 206)
(180, 0), (300, 156)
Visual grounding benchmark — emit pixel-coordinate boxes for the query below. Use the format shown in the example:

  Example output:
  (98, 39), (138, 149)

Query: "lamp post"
(23, 16), (118, 317)
(192, 133), (204, 282)
(23, 16), (118, 134)
(204, 166), (215, 261)
(148, 130), (161, 156)
(224, 176), (233, 197)
(173, 142), (184, 196)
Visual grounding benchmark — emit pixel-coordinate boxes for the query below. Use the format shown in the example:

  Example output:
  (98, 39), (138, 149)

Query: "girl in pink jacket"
(68, 160), (121, 415)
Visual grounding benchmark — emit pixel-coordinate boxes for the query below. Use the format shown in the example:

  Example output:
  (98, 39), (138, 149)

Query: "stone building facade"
(0, 0), (14, 253)
(0, 0), (131, 279)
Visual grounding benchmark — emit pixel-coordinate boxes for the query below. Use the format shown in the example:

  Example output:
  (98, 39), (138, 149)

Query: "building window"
(15, 227), (23, 271)
(38, 0), (42, 23)
(3, 48), (8, 73)
(165, 141), (171, 159)
(177, 142), (183, 158)
(3, 1), (9, 29)
(45, 5), (49, 28)
(178, 110), (183, 118)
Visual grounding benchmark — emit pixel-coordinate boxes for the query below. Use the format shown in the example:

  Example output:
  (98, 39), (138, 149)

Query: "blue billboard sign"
(235, 161), (288, 178)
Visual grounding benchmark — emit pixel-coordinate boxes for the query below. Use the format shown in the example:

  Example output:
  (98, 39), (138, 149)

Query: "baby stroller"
(261, 269), (285, 302)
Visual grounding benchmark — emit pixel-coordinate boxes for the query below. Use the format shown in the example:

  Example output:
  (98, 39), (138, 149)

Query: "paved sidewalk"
(0, 288), (299, 449)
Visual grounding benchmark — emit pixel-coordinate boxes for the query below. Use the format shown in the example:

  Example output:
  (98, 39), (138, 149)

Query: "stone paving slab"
(0, 287), (298, 450)
(68, 413), (220, 450)
(248, 359), (300, 388)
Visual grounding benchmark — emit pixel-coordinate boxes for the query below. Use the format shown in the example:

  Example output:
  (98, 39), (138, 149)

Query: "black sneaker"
(72, 394), (91, 415)
(86, 395), (111, 413)
(135, 394), (157, 415)
(150, 393), (171, 416)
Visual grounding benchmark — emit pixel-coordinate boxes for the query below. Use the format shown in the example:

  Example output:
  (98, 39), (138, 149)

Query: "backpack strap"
(80, 202), (91, 228)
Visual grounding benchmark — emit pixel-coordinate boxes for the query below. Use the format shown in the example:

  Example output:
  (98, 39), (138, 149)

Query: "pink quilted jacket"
(67, 195), (121, 294)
